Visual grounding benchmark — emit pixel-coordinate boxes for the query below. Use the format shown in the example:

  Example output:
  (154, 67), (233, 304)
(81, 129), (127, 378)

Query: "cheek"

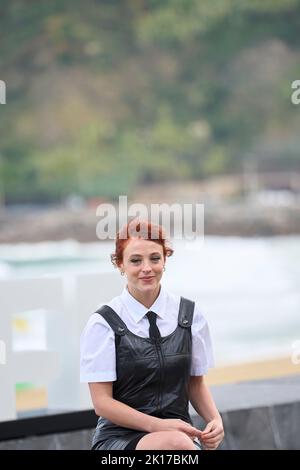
(156, 263), (164, 273)
(128, 265), (141, 275)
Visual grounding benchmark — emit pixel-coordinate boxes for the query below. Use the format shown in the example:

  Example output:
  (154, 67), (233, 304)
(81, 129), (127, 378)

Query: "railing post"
(47, 272), (124, 411)
(0, 278), (64, 422)
(0, 283), (16, 420)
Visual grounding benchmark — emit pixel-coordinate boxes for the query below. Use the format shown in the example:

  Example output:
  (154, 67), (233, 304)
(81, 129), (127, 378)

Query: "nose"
(141, 262), (151, 273)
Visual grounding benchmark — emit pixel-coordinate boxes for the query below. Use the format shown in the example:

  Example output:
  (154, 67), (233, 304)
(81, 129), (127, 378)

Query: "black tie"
(146, 311), (161, 341)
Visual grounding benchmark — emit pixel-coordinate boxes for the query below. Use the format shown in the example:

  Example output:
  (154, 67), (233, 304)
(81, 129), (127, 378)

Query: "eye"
(151, 256), (161, 262)
(130, 259), (141, 264)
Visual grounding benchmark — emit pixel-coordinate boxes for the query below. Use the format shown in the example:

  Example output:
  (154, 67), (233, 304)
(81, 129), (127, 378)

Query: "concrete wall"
(1, 376), (299, 450)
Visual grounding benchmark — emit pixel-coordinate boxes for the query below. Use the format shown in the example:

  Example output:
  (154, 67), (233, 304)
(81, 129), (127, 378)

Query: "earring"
(163, 266), (166, 272)
(120, 271), (125, 276)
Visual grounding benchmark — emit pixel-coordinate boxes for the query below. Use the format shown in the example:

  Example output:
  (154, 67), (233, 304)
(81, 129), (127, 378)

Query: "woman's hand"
(199, 418), (224, 450)
(150, 418), (202, 440)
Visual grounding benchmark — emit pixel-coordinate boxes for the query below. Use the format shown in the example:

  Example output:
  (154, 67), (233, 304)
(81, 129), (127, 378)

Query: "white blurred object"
(247, 189), (298, 207)
(0, 261), (12, 279)
(0, 271), (124, 421)
(64, 194), (86, 211)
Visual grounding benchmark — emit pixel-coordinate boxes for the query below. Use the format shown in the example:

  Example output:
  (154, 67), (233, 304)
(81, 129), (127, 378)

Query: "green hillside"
(1, 0), (300, 203)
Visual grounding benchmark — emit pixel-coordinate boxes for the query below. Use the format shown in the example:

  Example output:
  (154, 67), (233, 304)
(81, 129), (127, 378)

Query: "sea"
(1, 236), (300, 366)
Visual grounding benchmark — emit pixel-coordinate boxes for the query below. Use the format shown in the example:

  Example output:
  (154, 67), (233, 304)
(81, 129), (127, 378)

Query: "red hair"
(111, 219), (174, 268)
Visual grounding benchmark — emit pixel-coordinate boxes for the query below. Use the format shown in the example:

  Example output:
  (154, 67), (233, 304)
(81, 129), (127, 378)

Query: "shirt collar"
(120, 285), (167, 323)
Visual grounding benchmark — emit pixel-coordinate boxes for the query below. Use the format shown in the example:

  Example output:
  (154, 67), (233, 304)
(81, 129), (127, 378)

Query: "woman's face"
(120, 238), (165, 296)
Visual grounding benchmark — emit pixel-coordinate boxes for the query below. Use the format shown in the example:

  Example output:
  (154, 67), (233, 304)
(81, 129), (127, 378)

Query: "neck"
(127, 284), (161, 309)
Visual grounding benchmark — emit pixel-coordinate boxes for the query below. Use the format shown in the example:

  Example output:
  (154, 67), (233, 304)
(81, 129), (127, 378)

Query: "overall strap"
(96, 305), (128, 336)
(178, 297), (195, 328)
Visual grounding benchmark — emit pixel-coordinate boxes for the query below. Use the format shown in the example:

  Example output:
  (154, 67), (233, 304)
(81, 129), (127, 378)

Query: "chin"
(141, 284), (156, 290)
(139, 282), (158, 291)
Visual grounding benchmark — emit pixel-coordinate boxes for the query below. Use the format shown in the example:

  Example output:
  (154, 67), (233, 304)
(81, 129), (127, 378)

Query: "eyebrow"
(129, 252), (162, 257)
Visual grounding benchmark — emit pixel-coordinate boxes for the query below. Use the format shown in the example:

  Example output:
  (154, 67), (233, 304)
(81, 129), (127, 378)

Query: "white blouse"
(80, 286), (214, 382)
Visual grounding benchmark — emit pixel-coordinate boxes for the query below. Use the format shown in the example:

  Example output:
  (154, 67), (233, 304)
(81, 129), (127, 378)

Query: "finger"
(202, 426), (223, 436)
(201, 437), (220, 446)
(202, 422), (214, 434)
(185, 429), (203, 439)
(201, 430), (222, 439)
(201, 427), (215, 435)
(202, 438), (223, 446)
(183, 428), (203, 439)
(201, 438), (222, 447)
(182, 424), (202, 435)
(200, 431), (215, 438)
(201, 440), (218, 449)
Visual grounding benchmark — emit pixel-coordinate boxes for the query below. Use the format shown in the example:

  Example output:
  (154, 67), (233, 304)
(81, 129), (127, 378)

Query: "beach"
(206, 355), (300, 386)
(16, 356), (300, 413)
(1, 199), (300, 244)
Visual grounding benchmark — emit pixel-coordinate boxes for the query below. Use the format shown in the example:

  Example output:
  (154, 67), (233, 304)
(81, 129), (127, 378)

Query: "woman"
(80, 220), (224, 450)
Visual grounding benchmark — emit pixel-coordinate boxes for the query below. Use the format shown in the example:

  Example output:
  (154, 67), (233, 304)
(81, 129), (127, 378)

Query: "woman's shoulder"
(178, 294), (208, 325)
(167, 290), (201, 310)
(166, 290), (206, 322)
(83, 296), (123, 332)
(94, 295), (122, 317)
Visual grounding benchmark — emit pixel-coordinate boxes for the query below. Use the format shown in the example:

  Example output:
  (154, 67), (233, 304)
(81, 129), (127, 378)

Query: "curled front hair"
(111, 219), (174, 268)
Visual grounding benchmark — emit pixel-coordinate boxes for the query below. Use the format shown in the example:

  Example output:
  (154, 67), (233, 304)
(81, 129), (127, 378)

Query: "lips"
(140, 276), (154, 280)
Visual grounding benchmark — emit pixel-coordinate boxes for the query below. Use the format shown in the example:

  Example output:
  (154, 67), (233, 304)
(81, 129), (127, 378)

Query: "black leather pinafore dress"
(92, 296), (195, 450)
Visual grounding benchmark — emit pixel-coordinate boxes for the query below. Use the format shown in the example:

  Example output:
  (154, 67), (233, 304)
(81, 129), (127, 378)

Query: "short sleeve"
(190, 305), (215, 376)
(80, 313), (117, 383)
